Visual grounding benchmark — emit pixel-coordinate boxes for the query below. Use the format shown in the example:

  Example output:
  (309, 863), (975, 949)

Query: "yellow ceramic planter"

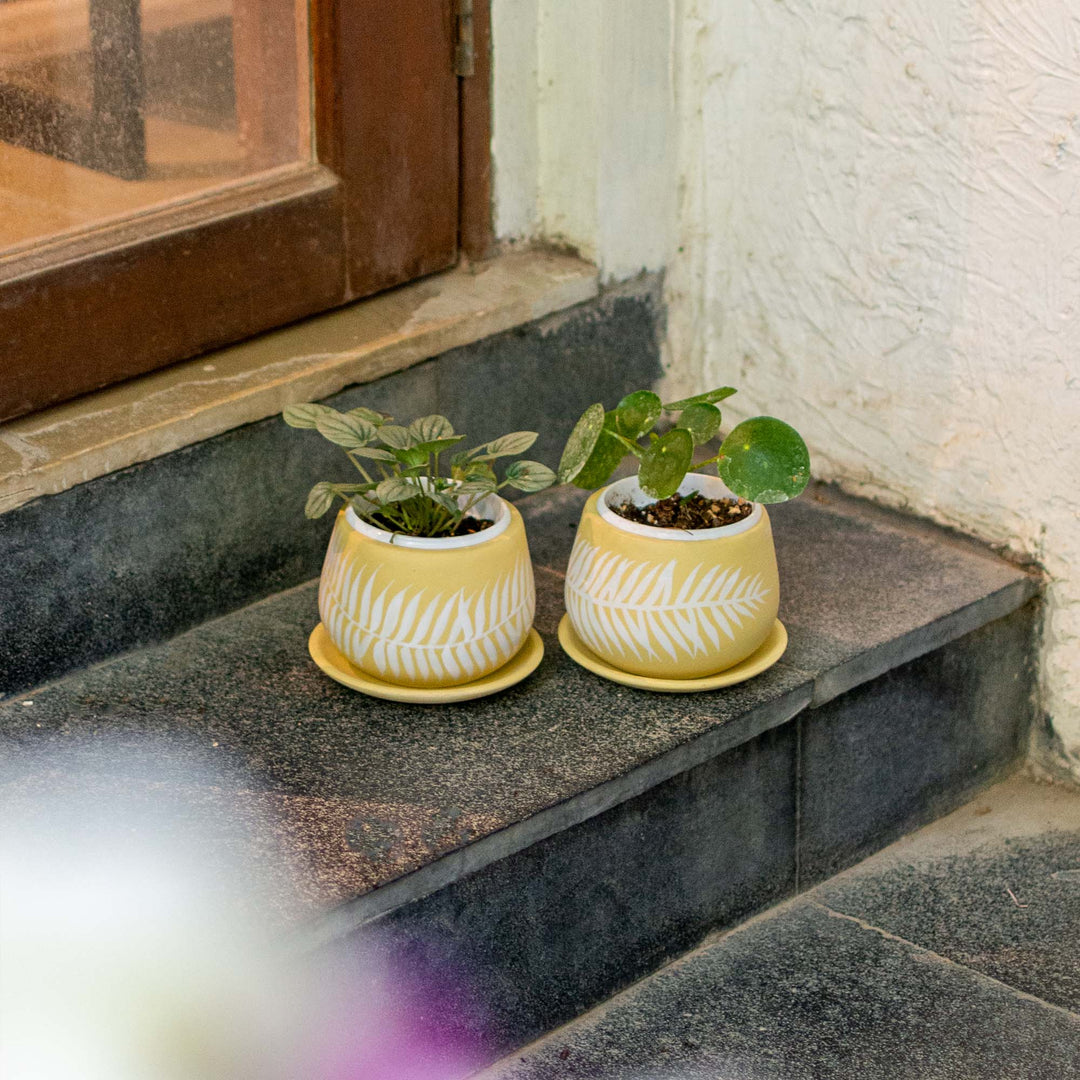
(564, 473), (780, 680)
(318, 494), (535, 688)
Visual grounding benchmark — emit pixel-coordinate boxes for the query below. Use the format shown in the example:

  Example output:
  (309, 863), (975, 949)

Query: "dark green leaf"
(557, 403), (605, 484)
(283, 403), (334, 429)
(571, 425), (626, 490)
(504, 460), (557, 492)
(676, 402), (722, 445)
(409, 415), (454, 443)
(413, 435), (466, 455)
(390, 446), (429, 468)
(613, 390), (662, 440)
(304, 482), (336, 519)
(639, 428), (694, 499)
(315, 412), (376, 448)
(377, 425), (415, 450)
(663, 386), (738, 411)
(718, 416), (810, 504)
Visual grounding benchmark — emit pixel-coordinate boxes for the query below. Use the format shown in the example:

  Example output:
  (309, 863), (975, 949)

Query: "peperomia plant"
(283, 403), (556, 538)
(557, 386), (810, 504)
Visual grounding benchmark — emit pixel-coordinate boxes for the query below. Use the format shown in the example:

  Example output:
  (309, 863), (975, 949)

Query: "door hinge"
(454, 0), (475, 77)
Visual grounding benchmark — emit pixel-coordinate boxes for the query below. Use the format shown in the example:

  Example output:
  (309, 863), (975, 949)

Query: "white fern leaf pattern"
(565, 537), (771, 665)
(319, 530), (534, 684)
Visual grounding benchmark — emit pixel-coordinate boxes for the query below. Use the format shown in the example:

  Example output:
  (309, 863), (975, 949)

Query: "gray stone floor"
(482, 776), (1080, 1080)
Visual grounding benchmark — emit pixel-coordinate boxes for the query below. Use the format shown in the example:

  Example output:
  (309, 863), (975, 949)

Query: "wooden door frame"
(0, 0), (493, 423)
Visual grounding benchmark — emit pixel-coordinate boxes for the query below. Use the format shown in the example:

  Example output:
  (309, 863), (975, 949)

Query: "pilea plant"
(557, 386), (810, 505)
(283, 403), (556, 538)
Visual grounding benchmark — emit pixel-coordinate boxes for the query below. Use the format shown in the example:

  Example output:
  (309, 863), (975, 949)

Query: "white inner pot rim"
(344, 490), (510, 548)
(598, 473), (762, 541)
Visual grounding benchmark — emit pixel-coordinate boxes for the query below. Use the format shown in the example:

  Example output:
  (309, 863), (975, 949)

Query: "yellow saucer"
(558, 615), (787, 692)
(308, 624), (545, 703)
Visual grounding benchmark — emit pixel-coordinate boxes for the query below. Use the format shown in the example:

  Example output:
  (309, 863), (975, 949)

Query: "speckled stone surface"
(768, 485), (1039, 704)
(815, 775), (1080, 1013)
(482, 778), (1080, 1080)
(0, 463), (1040, 935)
(0, 455), (1048, 1073)
(0, 561), (812, 925)
(371, 722), (798, 1058)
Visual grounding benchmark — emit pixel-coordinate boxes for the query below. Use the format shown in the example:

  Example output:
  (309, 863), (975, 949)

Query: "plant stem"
(610, 432), (645, 458)
(346, 452), (375, 484)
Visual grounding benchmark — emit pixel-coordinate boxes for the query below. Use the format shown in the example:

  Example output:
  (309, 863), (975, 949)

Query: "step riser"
(0, 282), (662, 698)
(346, 605), (1036, 1068)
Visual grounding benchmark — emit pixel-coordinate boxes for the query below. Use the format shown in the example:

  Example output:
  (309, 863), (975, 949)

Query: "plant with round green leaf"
(283, 403), (556, 537)
(557, 386), (810, 505)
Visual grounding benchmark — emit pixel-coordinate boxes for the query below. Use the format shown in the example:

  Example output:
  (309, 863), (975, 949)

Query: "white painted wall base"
(492, 0), (675, 281)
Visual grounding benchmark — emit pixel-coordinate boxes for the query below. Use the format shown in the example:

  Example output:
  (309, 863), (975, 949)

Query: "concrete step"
(0, 476), (1040, 1072)
(482, 776), (1080, 1080)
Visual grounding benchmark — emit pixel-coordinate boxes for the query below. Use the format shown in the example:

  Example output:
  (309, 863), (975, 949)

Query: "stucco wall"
(492, 0), (675, 280)
(492, 0), (1080, 780)
(665, 0), (1080, 779)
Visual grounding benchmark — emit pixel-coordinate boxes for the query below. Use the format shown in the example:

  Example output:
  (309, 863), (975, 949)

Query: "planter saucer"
(557, 616), (787, 693)
(308, 624), (544, 703)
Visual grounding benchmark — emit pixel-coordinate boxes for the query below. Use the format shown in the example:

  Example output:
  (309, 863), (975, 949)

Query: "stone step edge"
(292, 576), (1038, 951)
(811, 576), (1039, 706)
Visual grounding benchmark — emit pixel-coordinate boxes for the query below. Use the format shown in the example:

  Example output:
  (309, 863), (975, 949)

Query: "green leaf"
(409, 414), (455, 443)
(504, 460), (557, 492)
(638, 428), (694, 499)
(375, 476), (422, 504)
(413, 435), (466, 455)
(477, 431), (539, 459)
(454, 478), (498, 497)
(557, 403), (605, 484)
(718, 416), (811, 504)
(613, 390), (662, 440)
(283, 403), (334, 429)
(351, 446), (397, 461)
(390, 446), (429, 469)
(304, 482), (336, 519)
(571, 424), (626, 490)
(347, 406), (390, 426)
(377, 425), (415, 450)
(663, 386), (738, 411)
(428, 489), (461, 514)
(676, 402), (722, 445)
(463, 462), (497, 484)
(315, 412), (376, 448)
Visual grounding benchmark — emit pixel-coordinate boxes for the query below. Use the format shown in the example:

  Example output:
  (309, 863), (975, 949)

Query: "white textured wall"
(666, 0), (1080, 777)
(492, 0), (1080, 779)
(491, 0), (540, 241)
(492, 0), (675, 279)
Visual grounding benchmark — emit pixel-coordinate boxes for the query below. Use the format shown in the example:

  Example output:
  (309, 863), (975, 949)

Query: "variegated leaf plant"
(283, 403), (556, 538)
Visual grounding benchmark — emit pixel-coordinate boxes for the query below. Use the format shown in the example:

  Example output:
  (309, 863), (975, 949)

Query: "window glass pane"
(0, 0), (310, 254)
